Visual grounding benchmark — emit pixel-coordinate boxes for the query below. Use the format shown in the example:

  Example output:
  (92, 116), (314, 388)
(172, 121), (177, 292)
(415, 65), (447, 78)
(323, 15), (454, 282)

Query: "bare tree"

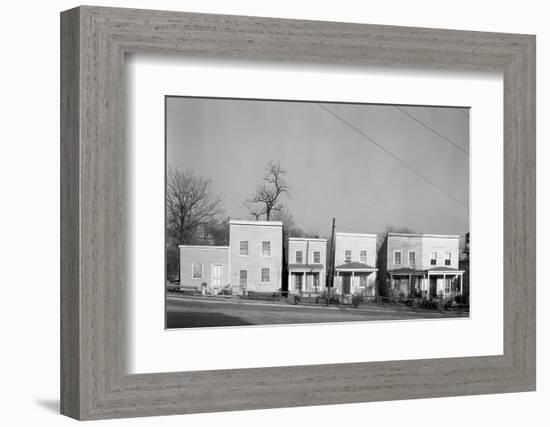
(166, 168), (225, 282)
(272, 206), (320, 238)
(384, 225), (416, 234)
(166, 168), (224, 245)
(247, 161), (290, 221)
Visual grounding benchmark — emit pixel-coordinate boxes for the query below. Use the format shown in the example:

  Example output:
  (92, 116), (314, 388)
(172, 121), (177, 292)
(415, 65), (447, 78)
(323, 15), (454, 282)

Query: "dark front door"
(295, 273), (303, 293)
(342, 274), (351, 294)
(429, 277), (437, 298)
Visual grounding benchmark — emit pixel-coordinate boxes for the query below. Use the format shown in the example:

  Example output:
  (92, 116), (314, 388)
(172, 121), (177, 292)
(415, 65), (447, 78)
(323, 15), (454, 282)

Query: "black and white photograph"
(165, 96), (470, 329)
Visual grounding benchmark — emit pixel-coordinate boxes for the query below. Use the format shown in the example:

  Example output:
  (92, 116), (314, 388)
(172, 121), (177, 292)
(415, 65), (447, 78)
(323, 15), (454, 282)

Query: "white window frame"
(261, 241), (271, 257)
(360, 250), (367, 263)
(345, 250), (352, 262)
(313, 251), (321, 264)
(296, 250), (303, 264)
(239, 240), (249, 256)
(359, 274), (368, 287)
(239, 269), (248, 288)
(394, 250), (402, 265)
(260, 268), (270, 283)
(192, 262), (203, 279)
(430, 252), (437, 265)
(408, 251), (416, 266)
(445, 252), (452, 266)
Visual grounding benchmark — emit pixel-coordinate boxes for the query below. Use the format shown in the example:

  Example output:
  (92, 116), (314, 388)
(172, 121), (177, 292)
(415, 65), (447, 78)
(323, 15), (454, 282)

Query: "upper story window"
(192, 262), (203, 279)
(261, 241), (271, 256)
(360, 250), (367, 263)
(240, 241), (249, 256)
(296, 251), (303, 264)
(345, 250), (352, 262)
(430, 252), (437, 265)
(313, 251), (321, 264)
(445, 252), (452, 266)
(394, 251), (402, 265)
(261, 268), (270, 282)
(408, 251), (416, 266)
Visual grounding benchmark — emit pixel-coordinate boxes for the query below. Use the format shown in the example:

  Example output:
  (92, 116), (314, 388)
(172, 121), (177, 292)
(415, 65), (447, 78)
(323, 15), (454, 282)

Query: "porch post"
(409, 274), (412, 297)
(288, 271), (292, 293)
(352, 271), (355, 294)
(427, 272), (430, 298)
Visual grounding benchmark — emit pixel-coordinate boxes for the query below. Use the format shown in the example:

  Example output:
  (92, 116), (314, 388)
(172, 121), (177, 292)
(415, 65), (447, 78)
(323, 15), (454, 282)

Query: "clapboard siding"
(229, 221), (283, 292)
(288, 238), (327, 291)
(179, 246), (229, 289)
(334, 233), (377, 267)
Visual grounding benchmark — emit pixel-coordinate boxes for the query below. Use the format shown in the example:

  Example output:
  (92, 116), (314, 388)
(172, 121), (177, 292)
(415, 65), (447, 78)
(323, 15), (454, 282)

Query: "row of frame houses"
(178, 219), (465, 300)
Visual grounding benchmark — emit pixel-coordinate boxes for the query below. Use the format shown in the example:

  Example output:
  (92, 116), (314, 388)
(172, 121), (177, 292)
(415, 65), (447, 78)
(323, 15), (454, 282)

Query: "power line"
(317, 103), (468, 210)
(395, 106), (469, 155)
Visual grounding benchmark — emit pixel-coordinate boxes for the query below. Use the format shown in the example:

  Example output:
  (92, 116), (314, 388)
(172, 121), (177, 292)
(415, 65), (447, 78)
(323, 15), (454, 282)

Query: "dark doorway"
(429, 277), (437, 298)
(342, 274), (351, 294)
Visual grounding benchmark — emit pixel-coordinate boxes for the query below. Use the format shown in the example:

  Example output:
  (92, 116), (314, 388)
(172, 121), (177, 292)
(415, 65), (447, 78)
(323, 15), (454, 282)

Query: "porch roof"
(427, 266), (464, 274)
(389, 267), (426, 275)
(288, 263), (324, 271)
(335, 261), (377, 271)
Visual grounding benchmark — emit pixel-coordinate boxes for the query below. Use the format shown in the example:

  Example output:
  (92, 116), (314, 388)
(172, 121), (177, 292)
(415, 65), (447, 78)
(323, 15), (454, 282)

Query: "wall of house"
(385, 234), (425, 270)
(334, 233), (377, 266)
(334, 233), (378, 294)
(288, 238), (327, 266)
(420, 235), (460, 269)
(378, 233), (462, 298)
(288, 238), (327, 292)
(229, 221), (283, 293)
(179, 246), (229, 291)
(383, 233), (460, 270)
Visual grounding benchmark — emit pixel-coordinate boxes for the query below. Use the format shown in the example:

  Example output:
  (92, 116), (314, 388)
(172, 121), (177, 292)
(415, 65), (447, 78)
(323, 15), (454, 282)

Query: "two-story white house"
(377, 232), (464, 300)
(287, 237), (327, 295)
(229, 220), (283, 294)
(333, 232), (378, 297)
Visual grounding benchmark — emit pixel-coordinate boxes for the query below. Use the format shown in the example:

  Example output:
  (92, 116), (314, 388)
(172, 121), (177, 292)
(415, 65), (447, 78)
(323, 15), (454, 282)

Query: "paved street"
(166, 294), (468, 328)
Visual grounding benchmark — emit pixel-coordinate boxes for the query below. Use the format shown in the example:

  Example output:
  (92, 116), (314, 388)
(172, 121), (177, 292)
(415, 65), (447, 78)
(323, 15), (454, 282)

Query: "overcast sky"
(166, 97), (469, 238)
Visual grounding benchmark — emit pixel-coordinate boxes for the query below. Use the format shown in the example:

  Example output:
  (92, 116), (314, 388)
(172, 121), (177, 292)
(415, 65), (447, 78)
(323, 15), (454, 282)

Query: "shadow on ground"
(35, 399), (59, 413)
(167, 311), (254, 328)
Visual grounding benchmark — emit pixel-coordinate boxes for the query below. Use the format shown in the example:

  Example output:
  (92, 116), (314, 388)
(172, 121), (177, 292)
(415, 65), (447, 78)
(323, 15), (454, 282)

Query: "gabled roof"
(335, 261), (376, 270)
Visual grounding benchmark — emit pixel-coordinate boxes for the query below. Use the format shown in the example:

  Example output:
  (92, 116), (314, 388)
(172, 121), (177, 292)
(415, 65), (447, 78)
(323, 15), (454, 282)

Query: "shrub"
(352, 294), (362, 308)
(455, 295), (468, 304)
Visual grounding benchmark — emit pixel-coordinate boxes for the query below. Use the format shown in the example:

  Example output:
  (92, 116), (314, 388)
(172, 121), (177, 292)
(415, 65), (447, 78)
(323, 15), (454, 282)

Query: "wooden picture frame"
(60, 5), (536, 420)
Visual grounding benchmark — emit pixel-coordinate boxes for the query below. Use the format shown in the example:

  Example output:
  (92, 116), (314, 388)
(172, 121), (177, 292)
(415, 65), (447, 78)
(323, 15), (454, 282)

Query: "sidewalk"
(166, 292), (468, 316)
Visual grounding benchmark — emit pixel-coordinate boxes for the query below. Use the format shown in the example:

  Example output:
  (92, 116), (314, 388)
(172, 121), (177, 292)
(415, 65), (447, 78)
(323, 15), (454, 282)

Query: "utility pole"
(326, 218), (336, 306)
